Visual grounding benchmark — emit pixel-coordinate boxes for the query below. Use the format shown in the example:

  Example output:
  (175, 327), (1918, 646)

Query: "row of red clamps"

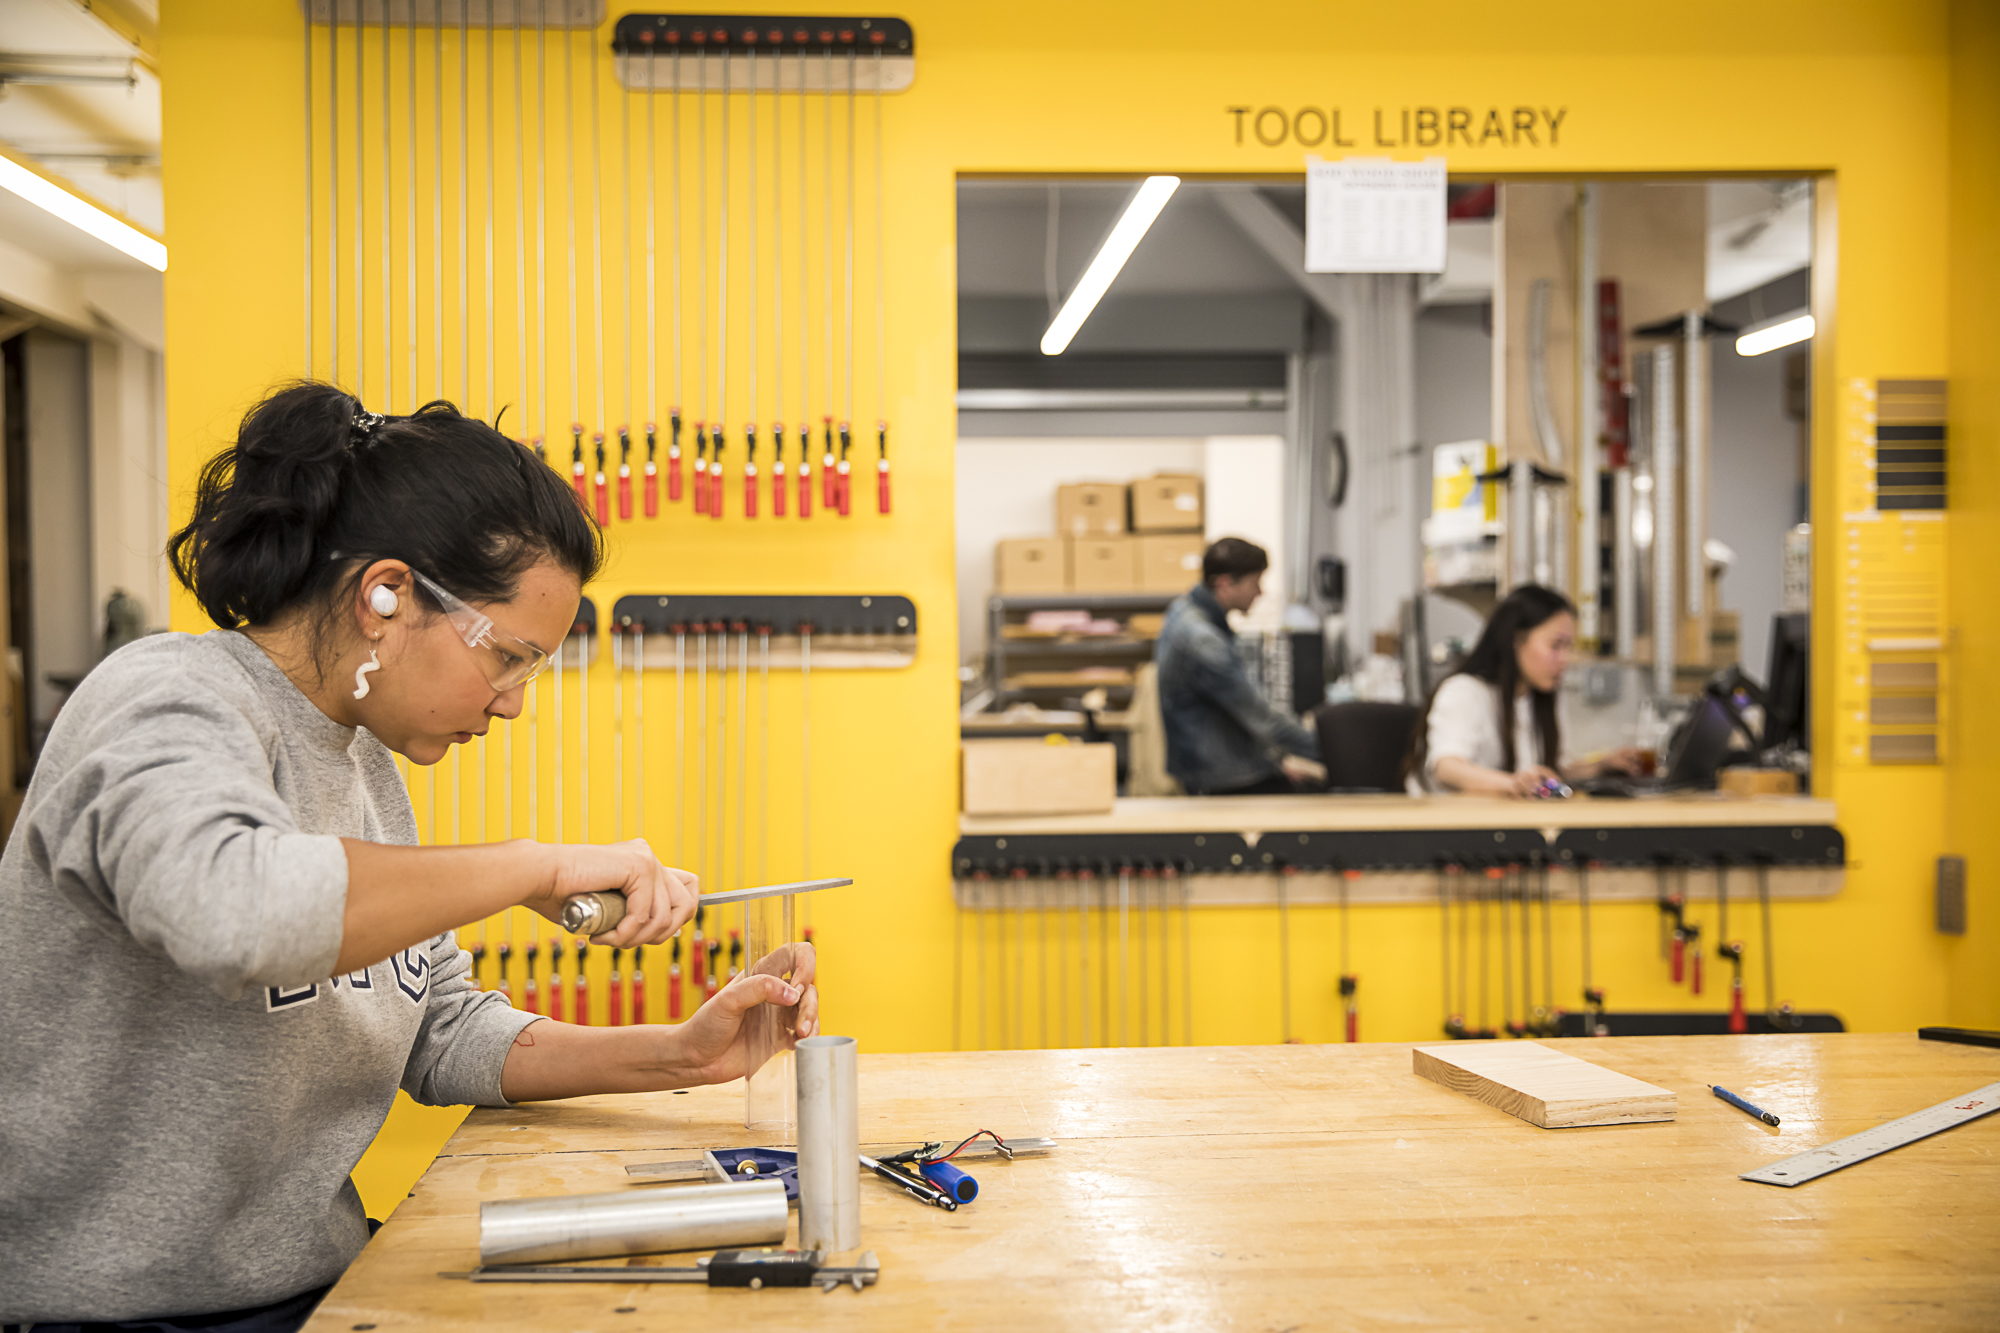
(471, 941), (688, 1026)
(472, 922), (817, 1022)
(559, 414), (891, 521)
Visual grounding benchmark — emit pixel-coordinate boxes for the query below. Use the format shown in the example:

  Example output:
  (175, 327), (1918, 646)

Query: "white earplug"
(369, 584), (399, 617)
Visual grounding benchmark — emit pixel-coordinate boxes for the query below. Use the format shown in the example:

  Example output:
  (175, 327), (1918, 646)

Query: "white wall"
(23, 330), (94, 732)
(954, 437), (1206, 665)
(89, 334), (169, 630)
(1709, 340), (1803, 678)
(1203, 435), (1288, 631)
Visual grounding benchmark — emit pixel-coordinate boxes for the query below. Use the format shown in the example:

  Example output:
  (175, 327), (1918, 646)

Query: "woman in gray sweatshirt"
(0, 383), (819, 1331)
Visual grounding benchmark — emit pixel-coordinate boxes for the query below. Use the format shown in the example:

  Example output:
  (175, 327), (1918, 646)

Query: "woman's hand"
(1509, 765), (1566, 799)
(1598, 746), (1648, 776)
(660, 942), (820, 1086)
(520, 840), (700, 949)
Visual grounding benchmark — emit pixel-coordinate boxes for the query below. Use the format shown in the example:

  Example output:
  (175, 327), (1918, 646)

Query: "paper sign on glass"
(1305, 156), (1448, 274)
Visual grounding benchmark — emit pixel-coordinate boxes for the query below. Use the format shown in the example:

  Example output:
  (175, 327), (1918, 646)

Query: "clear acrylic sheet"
(743, 892), (798, 1132)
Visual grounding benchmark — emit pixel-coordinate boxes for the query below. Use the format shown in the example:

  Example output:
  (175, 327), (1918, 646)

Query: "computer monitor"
(1765, 613), (1809, 751)
(1662, 694), (1738, 790)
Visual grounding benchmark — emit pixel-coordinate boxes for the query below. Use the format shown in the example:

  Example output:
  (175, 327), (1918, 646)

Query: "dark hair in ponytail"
(168, 381), (600, 661)
(1404, 584), (1574, 783)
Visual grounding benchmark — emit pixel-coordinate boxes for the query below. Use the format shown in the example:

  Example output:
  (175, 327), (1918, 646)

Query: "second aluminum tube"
(796, 1033), (859, 1251)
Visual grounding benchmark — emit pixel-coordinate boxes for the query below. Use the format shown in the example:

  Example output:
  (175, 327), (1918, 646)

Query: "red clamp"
(835, 421), (852, 517)
(616, 428), (634, 521)
(820, 417), (836, 510)
(798, 427), (814, 518)
(709, 425), (726, 519)
(643, 422), (660, 517)
(666, 411), (684, 504)
(876, 420), (891, 515)
(668, 937), (684, 1020)
(771, 423), (788, 517)
(743, 424), (760, 518)
(570, 425), (588, 508)
(692, 422), (709, 515)
(592, 433), (611, 527)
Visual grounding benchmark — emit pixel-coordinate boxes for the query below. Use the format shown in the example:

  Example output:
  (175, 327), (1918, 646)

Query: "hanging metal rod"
(299, 1), (603, 27)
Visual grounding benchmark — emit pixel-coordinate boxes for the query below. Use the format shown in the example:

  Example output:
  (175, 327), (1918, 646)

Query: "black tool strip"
(1918, 1026), (2000, 1049)
(952, 832), (1249, 877)
(613, 14), (914, 55)
(1551, 824), (1844, 868)
(612, 593), (915, 638)
(1554, 1010), (1846, 1037)
(1253, 827), (1547, 871)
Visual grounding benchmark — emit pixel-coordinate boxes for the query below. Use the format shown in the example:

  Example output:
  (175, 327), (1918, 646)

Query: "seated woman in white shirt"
(1405, 585), (1644, 798)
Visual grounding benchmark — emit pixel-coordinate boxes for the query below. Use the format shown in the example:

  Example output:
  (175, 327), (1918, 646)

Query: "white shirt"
(1409, 673), (1565, 794)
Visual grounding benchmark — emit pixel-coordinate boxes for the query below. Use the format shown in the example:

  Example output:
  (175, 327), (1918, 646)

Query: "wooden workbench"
(958, 791), (1837, 837)
(308, 1034), (1998, 1331)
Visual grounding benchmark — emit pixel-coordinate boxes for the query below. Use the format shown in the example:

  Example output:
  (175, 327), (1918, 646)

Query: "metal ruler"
(1740, 1081), (2000, 1187)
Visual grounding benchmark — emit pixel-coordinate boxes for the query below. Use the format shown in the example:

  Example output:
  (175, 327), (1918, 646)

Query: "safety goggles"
(412, 569), (553, 692)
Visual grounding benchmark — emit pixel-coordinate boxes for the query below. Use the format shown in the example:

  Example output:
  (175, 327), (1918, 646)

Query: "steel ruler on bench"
(1740, 1081), (2000, 1186)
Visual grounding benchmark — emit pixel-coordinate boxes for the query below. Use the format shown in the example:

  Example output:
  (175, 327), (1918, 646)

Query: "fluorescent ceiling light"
(0, 154), (167, 271)
(1736, 310), (1813, 357)
(1039, 176), (1179, 355)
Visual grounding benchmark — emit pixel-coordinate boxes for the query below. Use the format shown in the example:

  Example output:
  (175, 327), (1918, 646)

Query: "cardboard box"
(962, 738), (1117, 816)
(1135, 534), (1205, 593)
(1129, 473), (1204, 533)
(1056, 483), (1127, 538)
(995, 538), (1066, 595)
(1717, 767), (1801, 797)
(1066, 536), (1136, 593)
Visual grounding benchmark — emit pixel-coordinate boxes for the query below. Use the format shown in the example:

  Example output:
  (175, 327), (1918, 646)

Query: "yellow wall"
(160, 0), (1993, 1212)
(1945, 0), (2000, 1029)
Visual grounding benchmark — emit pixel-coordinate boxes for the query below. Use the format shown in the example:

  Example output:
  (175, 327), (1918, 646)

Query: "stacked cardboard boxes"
(993, 473), (1207, 594)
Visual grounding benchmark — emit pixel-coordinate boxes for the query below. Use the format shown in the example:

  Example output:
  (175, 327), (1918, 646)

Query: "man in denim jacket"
(1155, 538), (1318, 796)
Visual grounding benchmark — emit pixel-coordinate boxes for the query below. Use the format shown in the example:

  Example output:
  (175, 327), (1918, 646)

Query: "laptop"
(1578, 694), (1740, 797)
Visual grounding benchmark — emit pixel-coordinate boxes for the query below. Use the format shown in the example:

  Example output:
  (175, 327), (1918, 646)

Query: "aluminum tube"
(1651, 343), (1679, 699)
(1575, 185), (1600, 643)
(1612, 468), (1636, 659)
(479, 1180), (786, 1265)
(1682, 311), (1707, 619)
(1509, 458), (1535, 589)
(795, 1035), (859, 1251)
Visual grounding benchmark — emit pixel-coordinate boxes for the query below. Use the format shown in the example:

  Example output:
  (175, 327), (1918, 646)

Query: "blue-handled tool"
(919, 1160), (979, 1203)
(1711, 1083), (1781, 1126)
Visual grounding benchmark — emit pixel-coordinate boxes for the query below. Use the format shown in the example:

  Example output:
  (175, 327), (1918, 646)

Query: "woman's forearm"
(334, 838), (556, 975)
(498, 1018), (702, 1102)
(1432, 756), (1518, 796)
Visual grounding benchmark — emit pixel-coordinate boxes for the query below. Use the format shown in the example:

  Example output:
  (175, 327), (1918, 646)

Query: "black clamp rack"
(608, 595), (916, 670)
(952, 832), (1247, 879)
(950, 823), (1844, 880)
(612, 15), (916, 93)
(1551, 824), (1844, 869)
(553, 595), (599, 668)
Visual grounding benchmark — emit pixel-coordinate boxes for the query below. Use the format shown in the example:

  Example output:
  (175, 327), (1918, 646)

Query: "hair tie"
(349, 401), (388, 447)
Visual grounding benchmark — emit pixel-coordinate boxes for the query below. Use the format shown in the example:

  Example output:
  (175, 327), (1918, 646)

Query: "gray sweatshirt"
(0, 630), (536, 1322)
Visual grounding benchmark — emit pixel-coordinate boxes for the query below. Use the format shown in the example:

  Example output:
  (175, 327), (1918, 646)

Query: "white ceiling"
(961, 177), (1811, 316)
(0, 0), (162, 234)
(958, 181), (1298, 302)
(1707, 179), (1812, 305)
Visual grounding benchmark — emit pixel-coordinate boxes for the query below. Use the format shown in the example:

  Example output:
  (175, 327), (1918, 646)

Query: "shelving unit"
(984, 593), (1178, 710)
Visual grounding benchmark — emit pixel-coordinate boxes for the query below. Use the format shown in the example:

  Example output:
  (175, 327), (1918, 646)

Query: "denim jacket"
(1154, 583), (1316, 794)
